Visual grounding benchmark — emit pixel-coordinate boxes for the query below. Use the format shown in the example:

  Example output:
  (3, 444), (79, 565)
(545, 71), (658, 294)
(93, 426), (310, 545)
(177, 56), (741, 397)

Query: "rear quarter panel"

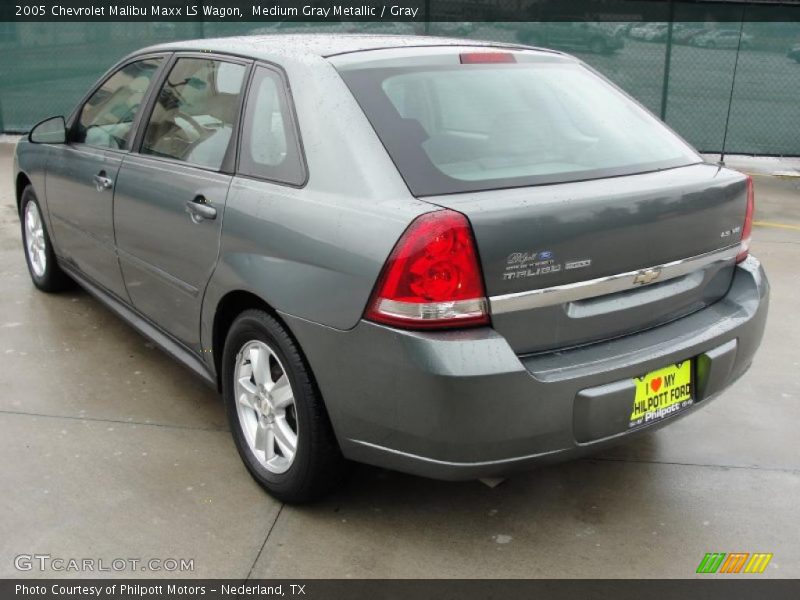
(201, 57), (432, 358)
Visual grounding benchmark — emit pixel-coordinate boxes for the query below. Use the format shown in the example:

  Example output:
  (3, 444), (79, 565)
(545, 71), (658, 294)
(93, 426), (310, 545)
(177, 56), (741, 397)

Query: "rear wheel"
(221, 309), (346, 503)
(20, 186), (72, 292)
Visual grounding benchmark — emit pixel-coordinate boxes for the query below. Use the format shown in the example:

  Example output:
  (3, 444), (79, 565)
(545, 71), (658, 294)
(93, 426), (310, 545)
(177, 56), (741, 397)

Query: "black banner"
(4, 580), (800, 600)
(2, 0), (800, 23)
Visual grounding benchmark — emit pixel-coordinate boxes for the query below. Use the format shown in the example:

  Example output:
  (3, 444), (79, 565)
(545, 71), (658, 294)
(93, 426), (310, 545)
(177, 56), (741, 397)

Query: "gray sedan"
(13, 35), (768, 502)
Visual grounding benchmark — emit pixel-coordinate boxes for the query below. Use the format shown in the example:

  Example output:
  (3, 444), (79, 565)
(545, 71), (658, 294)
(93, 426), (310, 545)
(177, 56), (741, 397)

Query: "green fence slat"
(1, 14), (799, 155)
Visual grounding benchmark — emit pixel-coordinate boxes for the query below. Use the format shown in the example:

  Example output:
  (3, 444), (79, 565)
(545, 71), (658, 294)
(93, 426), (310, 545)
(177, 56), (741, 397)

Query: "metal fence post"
(659, 0), (676, 121)
(425, 0), (431, 35)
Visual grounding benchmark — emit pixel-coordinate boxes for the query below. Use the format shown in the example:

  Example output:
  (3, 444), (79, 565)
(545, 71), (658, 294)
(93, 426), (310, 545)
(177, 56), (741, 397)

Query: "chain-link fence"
(1, 11), (799, 155)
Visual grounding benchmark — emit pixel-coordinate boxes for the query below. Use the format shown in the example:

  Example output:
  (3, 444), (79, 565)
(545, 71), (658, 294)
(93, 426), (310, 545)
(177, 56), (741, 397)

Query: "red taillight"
(736, 175), (755, 263)
(365, 210), (490, 330)
(459, 52), (516, 64)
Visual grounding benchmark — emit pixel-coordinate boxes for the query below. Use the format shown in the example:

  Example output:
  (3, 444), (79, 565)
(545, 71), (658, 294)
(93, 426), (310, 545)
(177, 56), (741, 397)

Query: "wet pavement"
(1, 142), (798, 578)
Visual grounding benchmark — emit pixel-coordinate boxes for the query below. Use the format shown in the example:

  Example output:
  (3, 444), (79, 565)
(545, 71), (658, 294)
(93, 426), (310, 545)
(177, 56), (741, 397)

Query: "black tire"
(20, 185), (73, 293)
(221, 309), (347, 503)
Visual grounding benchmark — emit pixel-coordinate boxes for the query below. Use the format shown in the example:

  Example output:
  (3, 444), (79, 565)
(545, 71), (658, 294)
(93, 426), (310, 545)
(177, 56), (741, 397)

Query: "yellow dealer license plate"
(630, 361), (693, 428)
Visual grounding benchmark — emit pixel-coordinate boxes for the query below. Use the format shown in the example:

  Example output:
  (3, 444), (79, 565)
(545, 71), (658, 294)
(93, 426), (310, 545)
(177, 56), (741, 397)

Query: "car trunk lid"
(423, 163), (748, 354)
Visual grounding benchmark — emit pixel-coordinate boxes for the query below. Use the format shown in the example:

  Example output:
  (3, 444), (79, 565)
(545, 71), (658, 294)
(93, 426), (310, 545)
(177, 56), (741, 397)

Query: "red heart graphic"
(650, 377), (662, 393)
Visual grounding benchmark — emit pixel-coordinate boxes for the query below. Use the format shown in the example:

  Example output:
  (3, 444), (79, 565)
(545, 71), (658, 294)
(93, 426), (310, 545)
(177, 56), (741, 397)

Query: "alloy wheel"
(234, 340), (299, 474)
(24, 201), (47, 277)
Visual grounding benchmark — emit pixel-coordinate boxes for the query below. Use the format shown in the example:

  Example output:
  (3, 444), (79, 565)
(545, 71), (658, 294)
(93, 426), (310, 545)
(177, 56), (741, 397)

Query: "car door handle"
(185, 196), (217, 222)
(93, 172), (113, 191)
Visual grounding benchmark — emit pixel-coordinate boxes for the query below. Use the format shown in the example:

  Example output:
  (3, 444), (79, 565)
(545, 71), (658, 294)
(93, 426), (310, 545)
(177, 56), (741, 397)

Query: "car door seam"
(115, 247), (200, 297)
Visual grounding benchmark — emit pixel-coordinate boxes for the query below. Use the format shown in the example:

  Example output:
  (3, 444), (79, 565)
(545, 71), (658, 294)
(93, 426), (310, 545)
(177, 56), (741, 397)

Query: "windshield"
(340, 60), (700, 196)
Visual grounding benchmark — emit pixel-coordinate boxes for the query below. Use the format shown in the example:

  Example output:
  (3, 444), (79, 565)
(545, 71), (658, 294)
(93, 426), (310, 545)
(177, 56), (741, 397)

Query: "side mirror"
(29, 116), (67, 144)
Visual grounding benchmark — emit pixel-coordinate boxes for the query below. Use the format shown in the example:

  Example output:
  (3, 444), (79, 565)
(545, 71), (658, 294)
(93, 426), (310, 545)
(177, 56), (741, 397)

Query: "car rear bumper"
(284, 256), (769, 481)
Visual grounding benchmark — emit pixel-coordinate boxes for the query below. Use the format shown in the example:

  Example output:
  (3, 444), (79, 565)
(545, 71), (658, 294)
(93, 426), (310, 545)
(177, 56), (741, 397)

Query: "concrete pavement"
(1, 142), (798, 578)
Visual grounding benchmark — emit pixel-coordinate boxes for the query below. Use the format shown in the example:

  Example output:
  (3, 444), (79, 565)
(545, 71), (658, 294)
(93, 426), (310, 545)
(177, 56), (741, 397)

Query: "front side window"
(141, 58), (246, 170)
(74, 58), (162, 150)
(238, 66), (305, 185)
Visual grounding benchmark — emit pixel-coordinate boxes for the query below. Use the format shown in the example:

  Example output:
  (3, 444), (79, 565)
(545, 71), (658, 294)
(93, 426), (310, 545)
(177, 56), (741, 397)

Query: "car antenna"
(719, 4), (747, 167)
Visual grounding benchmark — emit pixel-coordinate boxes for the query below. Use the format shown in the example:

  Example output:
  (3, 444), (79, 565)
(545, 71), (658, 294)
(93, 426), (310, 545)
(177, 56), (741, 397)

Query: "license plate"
(630, 361), (693, 428)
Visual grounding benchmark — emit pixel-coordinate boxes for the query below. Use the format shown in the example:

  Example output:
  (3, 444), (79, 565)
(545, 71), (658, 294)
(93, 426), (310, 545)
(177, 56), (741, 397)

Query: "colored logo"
(696, 552), (773, 574)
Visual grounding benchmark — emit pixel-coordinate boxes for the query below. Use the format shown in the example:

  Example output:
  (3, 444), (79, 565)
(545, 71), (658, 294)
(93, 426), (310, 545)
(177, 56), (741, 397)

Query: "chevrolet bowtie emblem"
(633, 268), (662, 285)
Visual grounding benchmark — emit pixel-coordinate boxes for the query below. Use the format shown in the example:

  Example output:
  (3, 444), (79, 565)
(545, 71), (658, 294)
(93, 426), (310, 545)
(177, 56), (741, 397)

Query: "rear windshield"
(339, 60), (700, 196)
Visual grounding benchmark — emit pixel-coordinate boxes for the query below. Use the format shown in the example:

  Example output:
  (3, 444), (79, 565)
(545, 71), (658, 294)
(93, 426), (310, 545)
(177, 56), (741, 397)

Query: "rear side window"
(74, 58), (162, 150)
(141, 58), (246, 170)
(238, 66), (305, 186)
(340, 60), (700, 196)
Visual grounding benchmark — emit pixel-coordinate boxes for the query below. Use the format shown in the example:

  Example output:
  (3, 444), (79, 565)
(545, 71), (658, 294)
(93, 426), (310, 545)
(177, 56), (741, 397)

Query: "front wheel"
(20, 186), (72, 292)
(221, 309), (347, 503)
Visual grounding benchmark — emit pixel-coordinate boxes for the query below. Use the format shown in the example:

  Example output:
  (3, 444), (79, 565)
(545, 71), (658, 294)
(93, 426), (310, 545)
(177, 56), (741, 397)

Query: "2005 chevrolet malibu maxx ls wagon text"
(14, 35), (769, 502)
